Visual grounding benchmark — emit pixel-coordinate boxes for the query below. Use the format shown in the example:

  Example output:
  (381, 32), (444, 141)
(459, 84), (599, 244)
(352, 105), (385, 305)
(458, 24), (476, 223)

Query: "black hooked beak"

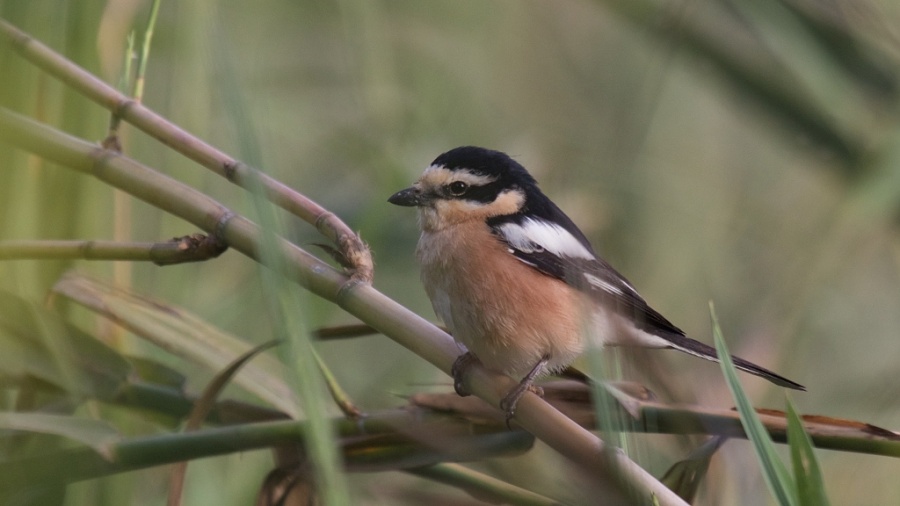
(388, 186), (423, 207)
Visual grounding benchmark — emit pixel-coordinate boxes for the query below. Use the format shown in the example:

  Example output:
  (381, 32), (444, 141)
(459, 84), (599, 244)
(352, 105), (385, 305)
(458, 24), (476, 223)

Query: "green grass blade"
(786, 398), (831, 506)
(132, 0), (160, 102)
(242, 170), (351, 504)
(710, 303), (798, 506)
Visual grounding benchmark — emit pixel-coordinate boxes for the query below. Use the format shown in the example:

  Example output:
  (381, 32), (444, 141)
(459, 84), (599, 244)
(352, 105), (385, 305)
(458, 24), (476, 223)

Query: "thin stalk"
(133, 0), (161, 104)
(0, 236), (225, 265)
(101, 31), (134, 152)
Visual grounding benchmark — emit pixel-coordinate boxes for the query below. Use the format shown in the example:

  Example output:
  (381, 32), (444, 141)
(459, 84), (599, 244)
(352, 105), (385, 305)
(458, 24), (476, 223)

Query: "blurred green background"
(2, 0), (900, 504)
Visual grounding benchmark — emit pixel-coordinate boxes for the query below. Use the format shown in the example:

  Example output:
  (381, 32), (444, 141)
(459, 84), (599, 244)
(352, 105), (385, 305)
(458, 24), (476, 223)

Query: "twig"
(412, 380), (900, 458)
(0, 235), (226, 265)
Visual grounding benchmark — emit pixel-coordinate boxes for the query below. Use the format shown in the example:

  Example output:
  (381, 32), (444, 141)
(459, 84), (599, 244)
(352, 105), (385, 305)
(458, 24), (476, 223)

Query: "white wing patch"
(583, 273), (624, 295)
(498, 218), (594, 259)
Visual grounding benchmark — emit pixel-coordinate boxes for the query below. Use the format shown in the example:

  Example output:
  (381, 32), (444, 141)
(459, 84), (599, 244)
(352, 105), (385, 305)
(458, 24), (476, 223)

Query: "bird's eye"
(447, 181), (468, 196)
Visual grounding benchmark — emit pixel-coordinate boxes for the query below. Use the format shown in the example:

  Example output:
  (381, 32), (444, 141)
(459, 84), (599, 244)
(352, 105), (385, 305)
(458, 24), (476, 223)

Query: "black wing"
(490, 221), (686, 338)
(487, 216), (805, 391)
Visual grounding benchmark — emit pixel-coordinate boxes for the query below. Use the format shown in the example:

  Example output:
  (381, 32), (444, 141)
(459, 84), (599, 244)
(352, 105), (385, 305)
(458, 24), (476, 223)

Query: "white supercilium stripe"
(423, 164), (498, 186)
(498, 218), (594, 259)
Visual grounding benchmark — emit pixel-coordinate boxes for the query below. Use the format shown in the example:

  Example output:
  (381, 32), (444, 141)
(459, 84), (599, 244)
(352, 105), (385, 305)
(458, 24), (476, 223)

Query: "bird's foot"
(451, 352), (477, 397)
(499, 355), (550, 427)
(499, 383), (544, 426)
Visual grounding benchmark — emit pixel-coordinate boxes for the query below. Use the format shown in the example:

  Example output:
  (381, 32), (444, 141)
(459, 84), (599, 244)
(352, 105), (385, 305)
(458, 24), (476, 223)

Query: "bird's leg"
(500, 354), (550, 426)
(451, 351), (478, 397)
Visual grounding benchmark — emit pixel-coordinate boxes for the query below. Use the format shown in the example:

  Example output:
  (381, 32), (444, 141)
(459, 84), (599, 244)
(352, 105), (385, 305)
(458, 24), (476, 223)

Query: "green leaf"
(0, 291), (133, 399)
(127, 355), (187, 389)
(786, 398), (830, 505)
(53, 274), (300, 418)
(661, 436), (726, 502)
(0, 412), (120, 459)
(710, 302), (798, 506)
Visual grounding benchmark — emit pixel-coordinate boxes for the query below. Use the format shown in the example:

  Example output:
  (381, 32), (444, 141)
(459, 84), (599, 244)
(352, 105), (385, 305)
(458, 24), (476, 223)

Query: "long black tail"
(663, 332), (805, 391)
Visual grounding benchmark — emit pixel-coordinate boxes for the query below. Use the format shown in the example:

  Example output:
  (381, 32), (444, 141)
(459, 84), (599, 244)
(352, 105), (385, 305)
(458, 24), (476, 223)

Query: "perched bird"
(389, 146), (804, 419)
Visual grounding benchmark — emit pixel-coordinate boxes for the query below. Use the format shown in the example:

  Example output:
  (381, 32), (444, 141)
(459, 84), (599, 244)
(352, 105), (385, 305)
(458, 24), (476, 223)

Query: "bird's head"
(388, 146), (538, 231)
